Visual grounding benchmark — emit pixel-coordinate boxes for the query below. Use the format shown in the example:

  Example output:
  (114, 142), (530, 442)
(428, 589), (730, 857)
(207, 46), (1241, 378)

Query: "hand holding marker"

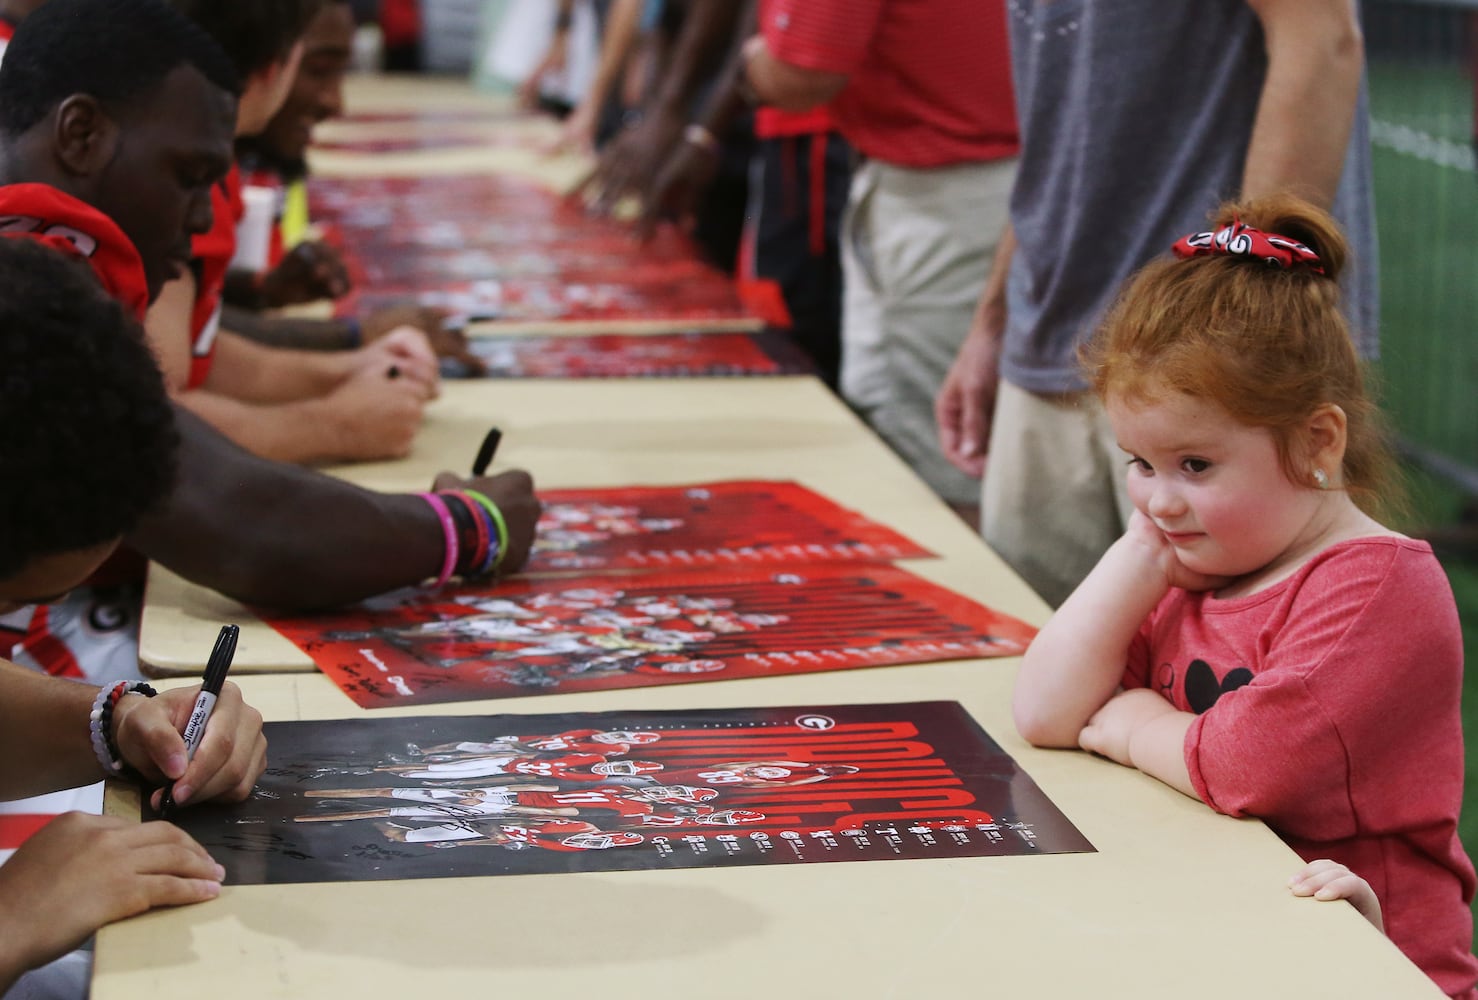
(158, 623), (238, 819)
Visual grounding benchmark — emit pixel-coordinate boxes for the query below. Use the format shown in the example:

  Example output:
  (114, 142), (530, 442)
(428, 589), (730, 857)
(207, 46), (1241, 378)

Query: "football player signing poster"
(262, 565), (1038, 708)
(168, 702), (1093, 885)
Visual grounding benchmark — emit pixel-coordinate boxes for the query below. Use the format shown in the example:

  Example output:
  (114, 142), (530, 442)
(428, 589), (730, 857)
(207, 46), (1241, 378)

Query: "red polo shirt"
(760, 0), (1017, 168)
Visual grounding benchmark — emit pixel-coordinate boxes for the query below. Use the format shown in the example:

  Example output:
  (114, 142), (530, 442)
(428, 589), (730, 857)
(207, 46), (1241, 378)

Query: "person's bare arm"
(126, 406), (538, 608)
(1240, 0), (1364, 208)
(742, 35), (848, 112)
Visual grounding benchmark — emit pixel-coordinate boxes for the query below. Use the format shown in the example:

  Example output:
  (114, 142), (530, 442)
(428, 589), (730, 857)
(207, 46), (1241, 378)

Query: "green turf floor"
(1331, 51), (1478, 948)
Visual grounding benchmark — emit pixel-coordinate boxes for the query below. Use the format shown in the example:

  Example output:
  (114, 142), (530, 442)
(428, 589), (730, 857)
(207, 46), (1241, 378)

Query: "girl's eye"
(1126, 456), (1152, 472)
(1182, 458), (1211, 474)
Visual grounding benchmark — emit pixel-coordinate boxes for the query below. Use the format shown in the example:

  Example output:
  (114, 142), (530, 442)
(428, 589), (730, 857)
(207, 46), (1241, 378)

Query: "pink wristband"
(418, 492), (459, 589)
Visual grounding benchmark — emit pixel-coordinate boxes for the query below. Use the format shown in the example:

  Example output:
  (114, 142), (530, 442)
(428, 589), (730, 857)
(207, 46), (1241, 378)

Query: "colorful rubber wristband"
(442, 491), (490, 578)
(418, 492), (460, 589)
(463, 489), (509, 569)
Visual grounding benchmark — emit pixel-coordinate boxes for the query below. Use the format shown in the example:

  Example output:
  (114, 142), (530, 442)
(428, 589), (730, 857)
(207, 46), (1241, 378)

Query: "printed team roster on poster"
(263, 565), (1038, 709)
(308, 174), (752, 324)
(526, 480), (935, 572)
(168, 701), (1094, 885)
(470, 331), (814, 379)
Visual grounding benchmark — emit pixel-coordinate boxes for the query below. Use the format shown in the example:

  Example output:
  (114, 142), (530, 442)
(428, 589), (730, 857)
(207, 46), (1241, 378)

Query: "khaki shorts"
(839, 157), (1015, 505)
(981, 379), (1134, 607)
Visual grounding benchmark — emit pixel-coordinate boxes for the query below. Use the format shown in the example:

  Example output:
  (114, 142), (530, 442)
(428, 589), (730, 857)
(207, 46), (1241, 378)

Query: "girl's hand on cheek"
(1125, 512), (1233, 593)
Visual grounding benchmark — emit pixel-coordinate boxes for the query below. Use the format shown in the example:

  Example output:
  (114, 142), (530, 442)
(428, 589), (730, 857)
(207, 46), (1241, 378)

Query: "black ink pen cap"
(201, 624), (239, 695)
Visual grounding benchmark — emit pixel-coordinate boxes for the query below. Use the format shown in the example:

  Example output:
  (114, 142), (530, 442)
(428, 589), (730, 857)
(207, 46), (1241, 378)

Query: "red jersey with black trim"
(187, 164), (244, 388)
(0, 183), (151, 321)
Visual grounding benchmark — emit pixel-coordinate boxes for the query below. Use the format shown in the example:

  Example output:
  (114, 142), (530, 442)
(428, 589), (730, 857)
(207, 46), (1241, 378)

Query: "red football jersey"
(0, 183), (151, 320)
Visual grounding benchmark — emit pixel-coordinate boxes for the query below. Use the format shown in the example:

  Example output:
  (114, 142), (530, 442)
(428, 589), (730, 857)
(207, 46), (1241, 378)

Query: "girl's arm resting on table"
(1076, 688), (1196, 798)
(1013, 529), (1173, 747)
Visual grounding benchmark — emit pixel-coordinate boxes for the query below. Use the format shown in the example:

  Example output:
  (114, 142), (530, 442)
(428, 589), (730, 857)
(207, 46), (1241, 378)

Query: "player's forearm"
(174, 390), (365, 467)
(1241, 0), (1364, 208)
(206, 330), (350, 403)
(579, 0), (643, 118)
(1013, 535), (1170, 747)
(0, 662), (104, 799)
(650, 0), (746, 121)
(1129, 712), (1196, 798)
(128, 406), (442, 608)
(686, 0), (759, 138)
(222, 306), (358, 351)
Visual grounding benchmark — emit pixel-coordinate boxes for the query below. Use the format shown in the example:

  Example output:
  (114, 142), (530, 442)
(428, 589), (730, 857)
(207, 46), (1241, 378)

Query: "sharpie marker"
(158, 623), (238, 819)
(472, 426), (503, 477)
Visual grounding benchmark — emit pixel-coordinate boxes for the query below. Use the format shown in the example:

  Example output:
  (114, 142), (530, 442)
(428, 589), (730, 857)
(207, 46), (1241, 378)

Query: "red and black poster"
(165, 701), (1093, 884)
(308, 174), (753, 324)
(527, 481), (934, 572)
(471, 330), (813, 378)
(263, 565), (1038, 708)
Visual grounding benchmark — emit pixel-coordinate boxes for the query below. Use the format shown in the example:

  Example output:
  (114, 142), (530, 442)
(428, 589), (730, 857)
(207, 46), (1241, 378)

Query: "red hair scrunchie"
(1171, 219), (1325, 274)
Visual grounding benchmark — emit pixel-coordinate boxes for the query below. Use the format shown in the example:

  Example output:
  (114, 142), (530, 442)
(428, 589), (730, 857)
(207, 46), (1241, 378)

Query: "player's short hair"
(0, 239), (178, 576)
(0, 0), (240, 138)
(168, 0), (325, 80)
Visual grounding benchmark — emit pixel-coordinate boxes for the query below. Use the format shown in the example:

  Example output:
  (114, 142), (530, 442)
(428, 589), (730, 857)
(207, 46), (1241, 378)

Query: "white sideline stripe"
(1371, 118), (1476, 172)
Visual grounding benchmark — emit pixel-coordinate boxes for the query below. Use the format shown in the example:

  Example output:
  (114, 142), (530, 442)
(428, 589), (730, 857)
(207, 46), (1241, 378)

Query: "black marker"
(472, 426), (503, 477)
(158, 623), (239, 819)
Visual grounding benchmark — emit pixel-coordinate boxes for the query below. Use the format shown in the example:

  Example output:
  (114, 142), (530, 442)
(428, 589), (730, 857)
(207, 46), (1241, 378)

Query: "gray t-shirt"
(1001, 0), (1379, 393)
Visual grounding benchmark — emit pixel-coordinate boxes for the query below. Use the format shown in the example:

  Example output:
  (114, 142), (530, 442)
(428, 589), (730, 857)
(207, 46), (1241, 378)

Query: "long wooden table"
(104, 75), (1444, 1000)
(118, 374), (1441, 998)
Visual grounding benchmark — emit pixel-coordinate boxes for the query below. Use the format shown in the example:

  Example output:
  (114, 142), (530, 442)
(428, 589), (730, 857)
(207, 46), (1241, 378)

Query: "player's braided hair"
(0, 239), (178, 577)
(0, 0), (240, 138)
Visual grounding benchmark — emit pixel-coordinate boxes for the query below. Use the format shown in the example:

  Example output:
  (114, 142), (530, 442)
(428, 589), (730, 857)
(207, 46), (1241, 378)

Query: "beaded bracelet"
(89, 680), (158, 776)
(418, 492), (460, 589)
(463, 489), (509, 570)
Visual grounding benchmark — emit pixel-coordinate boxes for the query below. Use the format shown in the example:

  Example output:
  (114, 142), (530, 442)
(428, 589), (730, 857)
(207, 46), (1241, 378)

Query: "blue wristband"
(343, 318), (362, 348)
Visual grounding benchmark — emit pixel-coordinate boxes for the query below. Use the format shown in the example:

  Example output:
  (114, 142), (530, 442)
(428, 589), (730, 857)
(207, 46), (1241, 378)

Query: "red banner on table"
(264, 565), (1037, 709)
(471, 330), (813, 378)
(309, 174), (753, 325)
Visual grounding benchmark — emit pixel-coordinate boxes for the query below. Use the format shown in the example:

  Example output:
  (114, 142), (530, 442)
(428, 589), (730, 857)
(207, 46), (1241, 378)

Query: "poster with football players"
(308, 174), (753, 325)
(524, 480), (935, 573)
(469, 330), (813, 379)
(262, 565), (1037, 708)
(167, 702), (1093, 885)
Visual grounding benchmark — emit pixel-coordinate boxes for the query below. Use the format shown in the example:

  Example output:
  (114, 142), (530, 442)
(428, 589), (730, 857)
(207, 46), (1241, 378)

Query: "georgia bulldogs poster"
(167, 702), (1093, 884)
(470, 330), (813, 379)
(308, 174), (752, 324)
(263, 565), (1038, 709)
(525, 481), (934, 573)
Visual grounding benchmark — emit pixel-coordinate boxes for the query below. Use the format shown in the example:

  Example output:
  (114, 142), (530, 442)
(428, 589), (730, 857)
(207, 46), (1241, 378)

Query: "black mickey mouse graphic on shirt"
(1182, 658), (1254, 714)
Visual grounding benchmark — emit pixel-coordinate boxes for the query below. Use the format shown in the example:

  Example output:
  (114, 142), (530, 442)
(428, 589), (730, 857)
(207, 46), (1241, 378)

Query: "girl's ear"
(1304, 404), (1348, 487)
